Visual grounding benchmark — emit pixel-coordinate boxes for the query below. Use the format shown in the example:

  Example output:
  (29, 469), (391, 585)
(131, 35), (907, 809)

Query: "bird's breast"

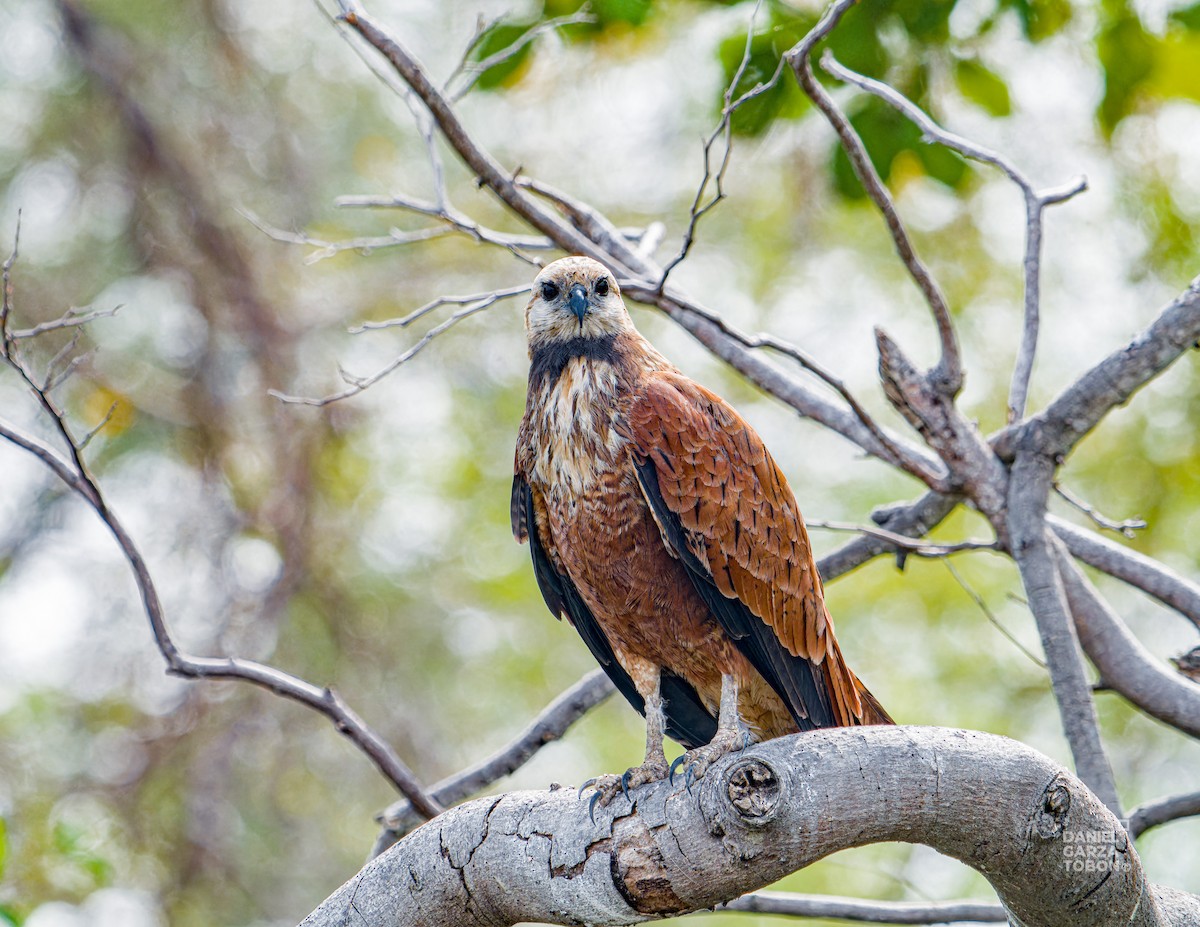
(526, 357), (627, 497)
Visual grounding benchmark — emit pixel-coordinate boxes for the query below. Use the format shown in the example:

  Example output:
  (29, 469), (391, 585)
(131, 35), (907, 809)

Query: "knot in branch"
(724, 756), (782, 825)
(1031, 774), (1072, 840)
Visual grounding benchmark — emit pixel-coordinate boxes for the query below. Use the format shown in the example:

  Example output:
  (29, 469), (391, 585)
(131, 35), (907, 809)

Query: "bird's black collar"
(528, 334), (619, 388)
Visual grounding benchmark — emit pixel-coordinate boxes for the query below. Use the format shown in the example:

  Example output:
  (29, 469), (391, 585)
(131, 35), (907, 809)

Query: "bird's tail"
(822, 636), (894, 726)
(852, 674), (893, 725)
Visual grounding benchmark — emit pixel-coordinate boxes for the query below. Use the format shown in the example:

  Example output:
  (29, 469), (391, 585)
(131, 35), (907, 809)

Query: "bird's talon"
(668, 754), (687, 786)
(578, 777), (598, 800)
(620, 770), (632, 803)
(587, 791), (602, 824)
(684, 764), (696, 793)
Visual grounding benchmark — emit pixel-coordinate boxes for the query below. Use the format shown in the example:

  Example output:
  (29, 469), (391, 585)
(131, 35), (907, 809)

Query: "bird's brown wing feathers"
(510, 472), (720, 748)
(624, 371), (888, 728)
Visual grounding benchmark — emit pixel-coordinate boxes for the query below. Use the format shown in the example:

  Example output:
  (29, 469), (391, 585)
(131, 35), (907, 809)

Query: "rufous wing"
(623, 370), (886, 728)
(511, 472), (720, 748)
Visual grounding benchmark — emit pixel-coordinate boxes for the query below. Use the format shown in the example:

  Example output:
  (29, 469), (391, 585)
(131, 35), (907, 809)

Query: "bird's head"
(525, 256), (630, 347)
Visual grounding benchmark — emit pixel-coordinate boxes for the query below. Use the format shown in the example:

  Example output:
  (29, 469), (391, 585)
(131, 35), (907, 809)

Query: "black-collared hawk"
(511, 256), (891, 801)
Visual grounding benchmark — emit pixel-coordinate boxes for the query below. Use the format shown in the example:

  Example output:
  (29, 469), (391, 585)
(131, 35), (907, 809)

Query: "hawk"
(512, 256), (891, 801)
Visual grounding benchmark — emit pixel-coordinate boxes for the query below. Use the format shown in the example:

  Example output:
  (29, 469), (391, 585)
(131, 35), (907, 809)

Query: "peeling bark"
(298, 728), (1199, 927)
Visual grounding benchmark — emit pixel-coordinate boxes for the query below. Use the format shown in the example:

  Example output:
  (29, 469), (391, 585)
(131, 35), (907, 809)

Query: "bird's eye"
(540, 282), (560, 301)
(595, 278), (610, 297)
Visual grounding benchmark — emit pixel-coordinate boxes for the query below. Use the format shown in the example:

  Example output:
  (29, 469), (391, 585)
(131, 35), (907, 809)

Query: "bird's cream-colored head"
(525, 256), (631, 349)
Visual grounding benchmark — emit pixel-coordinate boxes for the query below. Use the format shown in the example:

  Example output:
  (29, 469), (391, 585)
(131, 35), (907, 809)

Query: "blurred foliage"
(0, 0), (1198, 926)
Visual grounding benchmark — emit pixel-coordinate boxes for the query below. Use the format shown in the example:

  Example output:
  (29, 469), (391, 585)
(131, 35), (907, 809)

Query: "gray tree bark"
(297, 727), (1200, 927)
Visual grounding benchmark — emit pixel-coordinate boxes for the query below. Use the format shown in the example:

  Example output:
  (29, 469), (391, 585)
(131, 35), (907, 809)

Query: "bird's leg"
(581, 661), (670, 810)
(670, 673), (749, 788)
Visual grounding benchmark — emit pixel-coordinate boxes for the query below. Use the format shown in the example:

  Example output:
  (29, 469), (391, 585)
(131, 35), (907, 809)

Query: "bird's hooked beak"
(568, 283), (589, 323)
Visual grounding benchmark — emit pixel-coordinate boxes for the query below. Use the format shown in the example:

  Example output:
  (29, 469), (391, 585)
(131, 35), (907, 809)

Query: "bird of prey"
(512, 256), (891, 802)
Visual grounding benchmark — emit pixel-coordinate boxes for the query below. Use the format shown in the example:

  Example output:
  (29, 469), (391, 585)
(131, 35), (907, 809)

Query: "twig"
(351, 285), (530, 332)
(1054, 483), (1146, 538)
(241, 208), (456, 263)
(721, 891), (1006, 923)
(1129, 790), (1200, 839)
(10, 305), (121, 339)
(819, 51), (1086, 423)
(370, 669), (616, 857)
(445, 9), (597, 102)
(816, 491), (962, 581)
(658, 0), (784, 290)
(334, 192), (556, 258)
(807, 519), (995, 557)
(943, 559), (1047, 670)
(784, 1), (962, 397)
(271, 298), (496, 406)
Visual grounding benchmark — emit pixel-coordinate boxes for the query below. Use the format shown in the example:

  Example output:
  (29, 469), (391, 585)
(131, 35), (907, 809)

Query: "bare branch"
(1000, 279), (1200, 461)
(943, 559), (1048, 670)
(1007, 451), (1122, 816)
(370, 668), (616, 857)
(272, 297), (498, 406)
(1050, 517), (1200, 632)
(300, 727), (1186, 927)
(445, 9), (597, 102)
(10, 305), (121, 339)
(1054, 542), (1200, 739)
(817, 491), (962, 580)
(1129, 790), (1200, 839)
(784, 3), (962, 397)
(241, 208), (456, 264)
(0, 268), (443, 820)
(818, 50), (1086, 423)
(334, 192), (557, 257)
(351, 284), (530, 332)
(1055, 483), (1146, 538)
(807, 519), (995, 557)
(721, 891), (1006, 923)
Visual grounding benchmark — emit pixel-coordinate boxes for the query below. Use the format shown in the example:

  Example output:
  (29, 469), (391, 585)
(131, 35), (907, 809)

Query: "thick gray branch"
(297, 727), (1197, 927)
(1051, 517), (1200, 631)
(1002, 281), (1200, 460)
(1054, 543), (1200, 739)
(1008, 453), (1121, 815)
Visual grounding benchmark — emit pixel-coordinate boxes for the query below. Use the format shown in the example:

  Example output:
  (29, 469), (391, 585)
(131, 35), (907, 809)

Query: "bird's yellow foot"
(669, 729), (752, 790)
(579, 759), (670, 820)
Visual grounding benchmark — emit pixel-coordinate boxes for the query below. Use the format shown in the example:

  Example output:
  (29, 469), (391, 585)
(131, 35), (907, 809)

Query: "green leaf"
(717, 21), (810, 137)
(1001, 0), (1073, 41)
(542, 0), (652, 28)
(1097, 3), (1156, 133)
(1169, 1), (1200, 30)
(469, 21), (537, 92)
(954, 58), (1012, 116)
(0, 816), (7, 880)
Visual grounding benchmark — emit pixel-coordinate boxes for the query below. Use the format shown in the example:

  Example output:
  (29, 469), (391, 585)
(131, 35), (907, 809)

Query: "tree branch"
(1054, 543), (1200, 739)
(370, 668), (616, 857)
(298, 727), (1194, 927)
(720, 891), (1006, 923)
(817, 50), (1087, 424)
(784, 1), (962, 397)
(1007, 452), (1122, 816)
(1129, 791), (1200, 839)
(1000, 280), (1200, 461)
(1050, 517), (1200, 632)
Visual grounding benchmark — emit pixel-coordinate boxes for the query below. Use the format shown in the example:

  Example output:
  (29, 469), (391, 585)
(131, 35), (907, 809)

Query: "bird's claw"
(577, 777), (598, 800)
(668, 754), (688, 787)
(620, 769), (633, 803)
(587, 790), (602, 824)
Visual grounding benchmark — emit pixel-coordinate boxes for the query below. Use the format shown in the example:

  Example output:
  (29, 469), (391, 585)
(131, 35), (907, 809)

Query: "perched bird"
(512, 256), (891, 802)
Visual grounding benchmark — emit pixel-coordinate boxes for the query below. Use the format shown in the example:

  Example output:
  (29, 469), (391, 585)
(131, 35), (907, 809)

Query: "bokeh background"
(2, 0), (1200, 924)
